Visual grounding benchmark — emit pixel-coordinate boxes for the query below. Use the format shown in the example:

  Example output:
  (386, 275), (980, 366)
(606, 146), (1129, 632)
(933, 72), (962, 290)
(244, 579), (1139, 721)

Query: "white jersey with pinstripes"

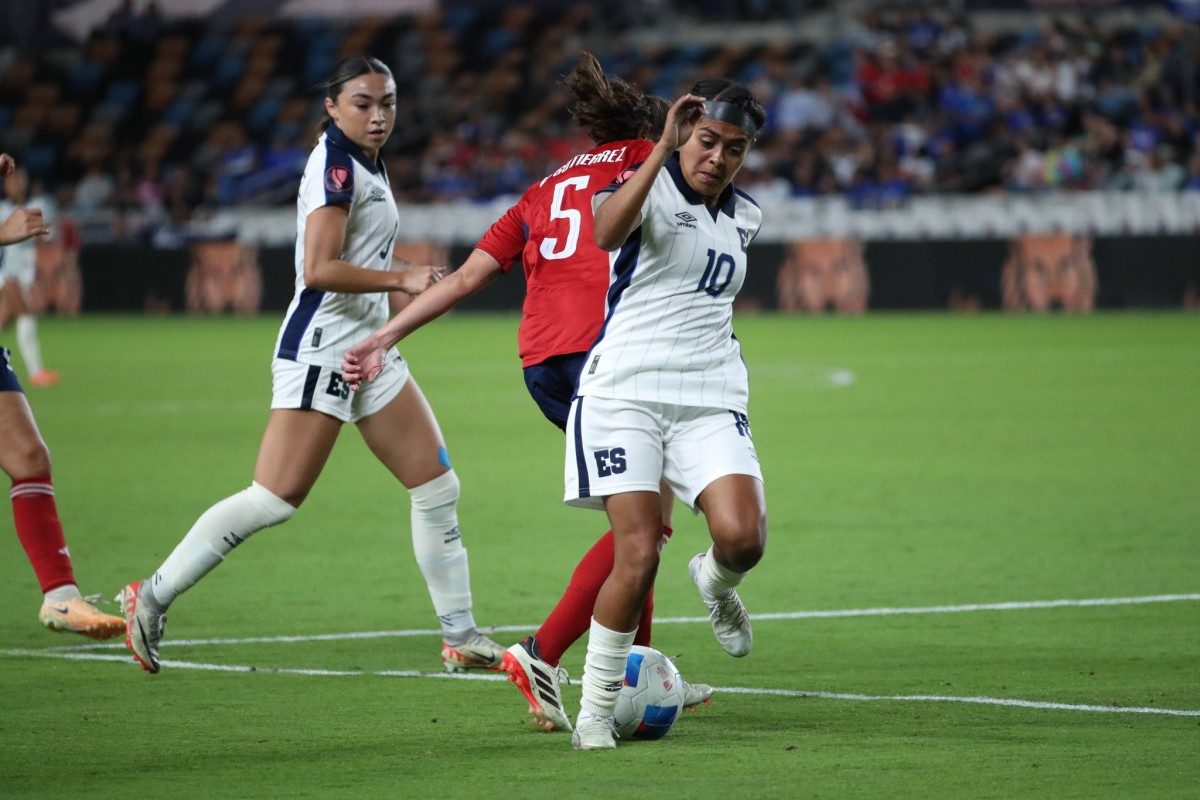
(274, 124), (400, 369)
(576, 153), (762, 413)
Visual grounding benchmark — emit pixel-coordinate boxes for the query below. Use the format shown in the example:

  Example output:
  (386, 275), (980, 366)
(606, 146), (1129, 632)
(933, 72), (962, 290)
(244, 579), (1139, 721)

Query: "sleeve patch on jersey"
(325, 165), (353, 195)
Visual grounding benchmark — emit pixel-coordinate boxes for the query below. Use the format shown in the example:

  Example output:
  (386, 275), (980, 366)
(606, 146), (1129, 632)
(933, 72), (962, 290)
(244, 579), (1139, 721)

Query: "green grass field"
(1, 312), (1197, 799)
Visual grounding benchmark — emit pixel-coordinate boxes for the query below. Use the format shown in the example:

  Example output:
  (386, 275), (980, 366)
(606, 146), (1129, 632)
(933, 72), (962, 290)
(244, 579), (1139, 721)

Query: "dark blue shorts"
(1, 347), (23, 393)
(523, 353), (587, 432)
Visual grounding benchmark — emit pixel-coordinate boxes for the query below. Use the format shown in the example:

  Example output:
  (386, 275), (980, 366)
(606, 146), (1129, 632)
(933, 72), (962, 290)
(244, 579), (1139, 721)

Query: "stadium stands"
(0, 1), (1196, 246)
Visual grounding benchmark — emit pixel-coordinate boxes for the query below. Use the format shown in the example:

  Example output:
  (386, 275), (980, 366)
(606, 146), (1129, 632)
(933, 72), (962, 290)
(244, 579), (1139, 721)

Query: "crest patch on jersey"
(325, 165), (353, 194)
(614, 167), (638, 185)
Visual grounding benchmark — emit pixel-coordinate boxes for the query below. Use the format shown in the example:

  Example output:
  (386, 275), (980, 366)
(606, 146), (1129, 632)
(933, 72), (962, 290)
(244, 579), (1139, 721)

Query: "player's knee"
(4, 439), (51, 480)
(711, 511), (767, 573)
(614, 545), (659, 595)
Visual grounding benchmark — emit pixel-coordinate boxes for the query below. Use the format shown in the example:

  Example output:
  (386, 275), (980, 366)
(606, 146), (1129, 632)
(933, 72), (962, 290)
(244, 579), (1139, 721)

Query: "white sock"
(409, 470), (475, 636)
(44, 584), (83, 603)
(698, 544), (745, 602)
(149, 482), (296, 608)
(580, 617), (636, 718)
(15, 315), (43, 375)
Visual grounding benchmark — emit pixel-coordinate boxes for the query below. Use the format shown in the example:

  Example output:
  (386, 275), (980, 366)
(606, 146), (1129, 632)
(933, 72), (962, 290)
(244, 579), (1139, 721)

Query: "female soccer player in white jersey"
(566, 80), (769, 749)
(342, 53), (713, 733)
(117, 56), (504, 675)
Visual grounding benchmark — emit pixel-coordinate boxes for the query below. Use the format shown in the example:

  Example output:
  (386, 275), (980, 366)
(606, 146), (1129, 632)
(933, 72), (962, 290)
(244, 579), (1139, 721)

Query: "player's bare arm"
(593, 94), (704, 251)
(341, 248), (503, 389)
(0, 207), (50, 246)
(302, 204), (420, 293)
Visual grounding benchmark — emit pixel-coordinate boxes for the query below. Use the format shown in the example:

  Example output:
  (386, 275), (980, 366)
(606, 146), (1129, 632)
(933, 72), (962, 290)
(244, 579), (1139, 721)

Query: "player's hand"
(396, 264), (448, 296)
(660, 94), (705, 152)
(0, 153), (14, 178)
(341, 333), (387, 391)
(0, 207), (50, 246)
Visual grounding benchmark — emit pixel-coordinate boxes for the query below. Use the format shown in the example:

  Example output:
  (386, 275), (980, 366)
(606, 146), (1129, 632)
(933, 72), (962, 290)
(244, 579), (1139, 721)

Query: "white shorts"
(564, 395), (763, 512)
(270, 353), (409, 423)
(0, 253), (35, 289)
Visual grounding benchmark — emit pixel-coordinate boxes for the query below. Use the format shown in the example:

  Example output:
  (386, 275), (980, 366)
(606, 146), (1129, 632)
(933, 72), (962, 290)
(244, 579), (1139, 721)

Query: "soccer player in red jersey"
(1, 152), (124, 639)
(342, 53), (713, 732)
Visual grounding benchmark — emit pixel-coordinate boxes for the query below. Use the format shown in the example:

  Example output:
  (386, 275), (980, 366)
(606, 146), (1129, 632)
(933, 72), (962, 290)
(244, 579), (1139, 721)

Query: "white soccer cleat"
(116, 580), (166, 674)
(502, 636), (573, 732)
(441, 632), (506, 672)
(571, 710), (618, 750)
(682, 679), (714, 709)
(689, 552), (752, 658)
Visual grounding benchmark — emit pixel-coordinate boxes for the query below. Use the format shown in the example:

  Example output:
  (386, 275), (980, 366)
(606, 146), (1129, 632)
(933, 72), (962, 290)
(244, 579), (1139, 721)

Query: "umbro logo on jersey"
(737, 227), (751, 252)
(675, 211), (697, 229)
(369, 186), (388, 202)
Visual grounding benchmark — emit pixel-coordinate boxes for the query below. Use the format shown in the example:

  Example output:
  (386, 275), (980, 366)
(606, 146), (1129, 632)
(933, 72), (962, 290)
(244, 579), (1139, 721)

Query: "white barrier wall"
(213, 191), (1200, 247)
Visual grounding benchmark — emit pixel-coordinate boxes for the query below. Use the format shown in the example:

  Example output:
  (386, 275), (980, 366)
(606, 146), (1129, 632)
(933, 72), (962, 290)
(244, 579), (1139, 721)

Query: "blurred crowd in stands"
(0, 0), (1197, 244)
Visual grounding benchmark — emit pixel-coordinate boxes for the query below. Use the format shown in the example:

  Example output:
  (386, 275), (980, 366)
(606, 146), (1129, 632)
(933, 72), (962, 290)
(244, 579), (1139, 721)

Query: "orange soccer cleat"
(29, 369), (60, 387)
(38, 596), (125, 640)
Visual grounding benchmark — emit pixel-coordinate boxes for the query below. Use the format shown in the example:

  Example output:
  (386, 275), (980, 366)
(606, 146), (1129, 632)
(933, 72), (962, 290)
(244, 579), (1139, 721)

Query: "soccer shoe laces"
(709, 590), (750, 629)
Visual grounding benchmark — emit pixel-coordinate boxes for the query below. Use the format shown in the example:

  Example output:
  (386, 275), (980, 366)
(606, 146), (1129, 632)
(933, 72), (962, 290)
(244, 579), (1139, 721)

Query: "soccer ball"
(613, 645), (687, 741)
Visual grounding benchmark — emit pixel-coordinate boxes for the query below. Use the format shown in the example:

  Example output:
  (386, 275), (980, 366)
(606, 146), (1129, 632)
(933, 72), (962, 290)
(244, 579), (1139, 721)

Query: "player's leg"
(564, 396), (667, 749)
(0, 359), (123, 638)
(355, 371), (503, 672)
(666, 408), (767, 659)
(4, 280), (56, 386)
(119, 360), (348, 673)
(573, 490), (662, 749)
(690, 474), (766, 658)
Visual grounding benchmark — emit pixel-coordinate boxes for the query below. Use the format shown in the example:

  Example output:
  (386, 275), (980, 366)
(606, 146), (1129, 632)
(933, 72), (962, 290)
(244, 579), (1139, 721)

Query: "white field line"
(39, 592), (1200, 652)
(3, 647), (1197, 718)
(6, 593), (1198, 719)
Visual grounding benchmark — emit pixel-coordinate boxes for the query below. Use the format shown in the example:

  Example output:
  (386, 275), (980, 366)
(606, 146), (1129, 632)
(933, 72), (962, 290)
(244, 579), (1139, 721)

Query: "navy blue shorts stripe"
(572, 397), (591, 499)
(300, 365), (321, 410)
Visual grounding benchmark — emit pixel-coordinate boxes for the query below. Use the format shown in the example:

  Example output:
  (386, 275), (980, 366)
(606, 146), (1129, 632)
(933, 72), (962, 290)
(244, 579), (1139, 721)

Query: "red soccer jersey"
(475, 139), (654, 367)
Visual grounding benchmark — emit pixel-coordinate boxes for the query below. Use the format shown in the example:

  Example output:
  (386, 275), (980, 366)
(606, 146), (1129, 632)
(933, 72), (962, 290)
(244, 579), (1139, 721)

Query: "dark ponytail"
(562, 51), (665, 145)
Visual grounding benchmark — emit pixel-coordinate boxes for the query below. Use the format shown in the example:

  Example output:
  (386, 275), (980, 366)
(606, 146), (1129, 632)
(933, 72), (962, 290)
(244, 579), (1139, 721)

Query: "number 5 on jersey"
(540, 176), (590, 260)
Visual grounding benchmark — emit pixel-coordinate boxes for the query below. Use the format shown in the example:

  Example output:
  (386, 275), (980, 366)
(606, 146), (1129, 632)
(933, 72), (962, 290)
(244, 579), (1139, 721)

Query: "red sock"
(535, 530), (614, 666)
(535, 525), (674, 666)
(12, 476), (76, 593)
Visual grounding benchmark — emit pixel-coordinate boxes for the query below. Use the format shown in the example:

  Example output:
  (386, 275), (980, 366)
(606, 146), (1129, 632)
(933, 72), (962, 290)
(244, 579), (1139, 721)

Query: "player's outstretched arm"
(341, 248), (503, 390)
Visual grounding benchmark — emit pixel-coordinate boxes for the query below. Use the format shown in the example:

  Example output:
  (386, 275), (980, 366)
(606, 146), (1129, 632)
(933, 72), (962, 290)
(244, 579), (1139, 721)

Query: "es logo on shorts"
(326, 372), (350, 400)
(593, 447), (627, 477)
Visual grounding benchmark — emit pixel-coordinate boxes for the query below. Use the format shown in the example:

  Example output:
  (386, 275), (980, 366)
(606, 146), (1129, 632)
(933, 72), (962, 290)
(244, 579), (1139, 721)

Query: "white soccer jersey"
(576, 154), (762, 412)
(274, 125), (400, 368)
(0, 199), (37, 287)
